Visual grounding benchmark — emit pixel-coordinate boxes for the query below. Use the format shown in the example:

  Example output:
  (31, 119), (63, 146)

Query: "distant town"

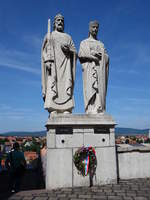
(116, 134), (150, 145)
(0, 130), (150, 171)
(0, 135), (46, 171)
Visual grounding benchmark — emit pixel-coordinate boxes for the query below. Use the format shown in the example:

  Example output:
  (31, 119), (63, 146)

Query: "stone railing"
(117, 144), (150, 180)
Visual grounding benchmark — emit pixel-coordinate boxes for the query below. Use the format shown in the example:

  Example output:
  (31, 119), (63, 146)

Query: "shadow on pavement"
(0, 168), (45, 200)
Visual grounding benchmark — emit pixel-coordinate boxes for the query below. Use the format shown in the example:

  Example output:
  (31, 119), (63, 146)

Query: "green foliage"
(73, 146), (97, 177)
(136, 138), (143, 144)
(21, 140), (41, 152)
(0, 138), (9, 145)
(144, 138), (150, 143)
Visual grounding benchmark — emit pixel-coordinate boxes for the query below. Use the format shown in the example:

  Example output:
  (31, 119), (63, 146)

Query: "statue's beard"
(56, 25), (64, 32)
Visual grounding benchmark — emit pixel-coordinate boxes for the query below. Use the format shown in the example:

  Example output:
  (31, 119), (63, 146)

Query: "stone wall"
(117, 144), (150, 179)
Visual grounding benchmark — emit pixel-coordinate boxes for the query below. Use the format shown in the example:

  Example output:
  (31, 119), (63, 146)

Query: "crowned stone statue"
(41, 14), (77, 115)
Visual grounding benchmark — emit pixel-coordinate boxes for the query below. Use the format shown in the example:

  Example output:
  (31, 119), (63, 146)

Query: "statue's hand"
(91, 50), (101, 59)
(61, 44), (70, 54)
(95, 52), (101, 59)
(91, 55), (99, 63)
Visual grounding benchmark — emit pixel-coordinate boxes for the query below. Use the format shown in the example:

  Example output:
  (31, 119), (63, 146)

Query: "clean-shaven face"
(89, 24), (99, 37)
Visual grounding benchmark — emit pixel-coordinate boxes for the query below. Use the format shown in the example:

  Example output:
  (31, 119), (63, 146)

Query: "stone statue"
(41, 14), (77, 115)
(78, 21), (109, 114)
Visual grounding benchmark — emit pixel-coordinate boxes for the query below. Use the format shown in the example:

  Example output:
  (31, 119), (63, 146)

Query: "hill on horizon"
(115, 127), (149, 136)
(0, 127), (149, 136)
(0, 130), (46, 137)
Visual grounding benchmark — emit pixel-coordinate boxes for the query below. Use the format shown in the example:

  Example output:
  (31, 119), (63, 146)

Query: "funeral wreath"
(73, 146), (97, 177)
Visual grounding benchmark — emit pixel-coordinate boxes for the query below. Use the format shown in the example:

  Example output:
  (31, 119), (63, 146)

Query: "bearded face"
(54, 17), (64, 32)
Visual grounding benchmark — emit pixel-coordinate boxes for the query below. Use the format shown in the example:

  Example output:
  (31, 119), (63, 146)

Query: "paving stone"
(9, 197), (23, 200)
(116, 192), (126, 197)
(93, 192), (106, 196)
(121, 186), (130, 190)
(123, 197), (134, 200)
(137, 192), (150, 197)
(103, 189), (112, 193)
(108, 196), (123, 200)
(34, 197), (49, 200)
(126, 192), (137, 197)
(78, 194), (92, 198)
(23, 197), (33, 200)
(130, 187), (139, 190)
(68, 194), (78, 198)
(70, 199), (84, 200)
(60, 188), (73, 191)
(92, 195), (107, 199)
(34, 194), (48, 197)
(105, 192), (116, 196)
(133, 197), (148, 200)
(47, 194), (57, 198)
(114, 189), (126, 193)
(140, 188), (150, 191)
(91, 188), (103, 192)
(113, 185), (121, 189)
(57, 194), (67, 198)
(4, 178), (150, 200)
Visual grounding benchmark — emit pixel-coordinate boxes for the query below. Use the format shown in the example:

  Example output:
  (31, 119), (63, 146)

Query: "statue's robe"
(78, 38), (109, 113)
(41, 30), (76, 112)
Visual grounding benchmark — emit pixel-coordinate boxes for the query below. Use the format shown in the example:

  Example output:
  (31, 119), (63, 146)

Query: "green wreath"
(73, 146), (97, 177)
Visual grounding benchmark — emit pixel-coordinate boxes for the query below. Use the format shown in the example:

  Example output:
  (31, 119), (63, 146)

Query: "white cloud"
(0, 103), (46, 122)
(23, 35), (43, 51)
(0, 61), (40, 75)
(0, 104), (32, 119)
(110, 42), (150, 75)
(0, 34), (42, 75)
(115, 114), (150, 129)
(109, 85), (150, 94)
(21, 80), (41, 87)
(0, 103), (48, 132)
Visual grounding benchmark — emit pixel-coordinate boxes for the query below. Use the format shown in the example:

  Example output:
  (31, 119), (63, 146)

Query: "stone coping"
(46, 113), (116, 127)
(117, 144), (150, 153)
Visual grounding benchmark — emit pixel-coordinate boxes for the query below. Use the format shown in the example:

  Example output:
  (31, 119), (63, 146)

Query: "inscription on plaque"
(94, 127), (110, 134)
(56, 127), (73, 134)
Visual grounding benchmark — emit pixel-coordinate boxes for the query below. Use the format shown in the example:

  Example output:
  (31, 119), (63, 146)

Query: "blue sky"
(0, 0), (150, 132)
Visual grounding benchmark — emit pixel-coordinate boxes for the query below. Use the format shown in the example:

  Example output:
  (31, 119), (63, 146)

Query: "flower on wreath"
(73, 146), (97, 177)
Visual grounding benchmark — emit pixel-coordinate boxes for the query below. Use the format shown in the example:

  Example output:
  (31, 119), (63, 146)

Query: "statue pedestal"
(46, 114), (117, 189)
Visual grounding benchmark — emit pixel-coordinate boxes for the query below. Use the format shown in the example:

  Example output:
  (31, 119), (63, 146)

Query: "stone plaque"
(56, 127), (73, 134)
(94, 127), (110, 134)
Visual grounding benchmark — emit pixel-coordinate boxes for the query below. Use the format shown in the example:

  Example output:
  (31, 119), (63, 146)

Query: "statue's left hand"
(61, 44), (70, 54)
(91, 50), (101, 59)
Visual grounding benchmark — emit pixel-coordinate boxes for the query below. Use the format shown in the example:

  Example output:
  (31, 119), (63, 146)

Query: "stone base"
(46, 113), (117, 189)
